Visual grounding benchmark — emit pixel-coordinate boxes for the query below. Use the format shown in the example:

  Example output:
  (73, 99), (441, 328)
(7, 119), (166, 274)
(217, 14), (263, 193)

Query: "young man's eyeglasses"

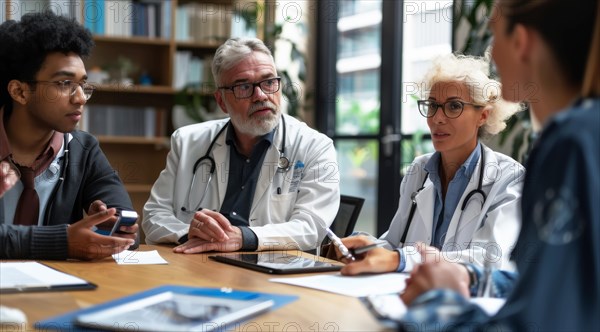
(218, 77), (281, 99)
(26, 80), (96, 100)
(417, 99), (484, 119)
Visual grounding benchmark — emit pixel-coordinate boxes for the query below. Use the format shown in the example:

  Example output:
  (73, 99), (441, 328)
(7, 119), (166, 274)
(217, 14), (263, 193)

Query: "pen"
(325, 229), (355, 261)
(350, 242), (386, 255)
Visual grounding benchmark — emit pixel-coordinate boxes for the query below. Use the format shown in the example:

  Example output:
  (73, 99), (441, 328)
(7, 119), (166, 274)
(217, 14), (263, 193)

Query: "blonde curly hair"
(420, 53), (523, 137)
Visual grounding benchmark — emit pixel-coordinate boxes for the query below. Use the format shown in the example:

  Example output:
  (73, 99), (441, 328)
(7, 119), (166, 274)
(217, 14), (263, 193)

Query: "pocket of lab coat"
(270, 192), (296, 222)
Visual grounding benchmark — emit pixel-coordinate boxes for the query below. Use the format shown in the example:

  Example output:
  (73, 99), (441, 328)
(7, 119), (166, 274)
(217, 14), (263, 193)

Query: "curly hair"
(420, 53), (523, 138)
(0, 11), (94, 119)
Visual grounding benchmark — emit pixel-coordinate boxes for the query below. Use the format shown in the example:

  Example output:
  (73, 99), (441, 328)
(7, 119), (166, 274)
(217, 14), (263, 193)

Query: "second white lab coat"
(379, 145), (524, 271)
(143, 114), (340, 250)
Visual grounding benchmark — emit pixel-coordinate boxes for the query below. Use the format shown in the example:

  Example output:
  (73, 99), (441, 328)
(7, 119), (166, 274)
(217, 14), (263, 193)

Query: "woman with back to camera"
(339, 53), (525, 275)
(397, 0), (599, 330)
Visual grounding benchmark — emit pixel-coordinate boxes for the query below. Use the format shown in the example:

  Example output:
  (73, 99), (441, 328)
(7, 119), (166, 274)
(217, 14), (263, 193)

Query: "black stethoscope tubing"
(400, 144), (487, 244)
(181, 115), (289, 212)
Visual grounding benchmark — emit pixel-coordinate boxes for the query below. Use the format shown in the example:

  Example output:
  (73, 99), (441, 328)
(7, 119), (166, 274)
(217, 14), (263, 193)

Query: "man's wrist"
(459, 263), (478, 294)
(238, 226), (258, 250)
(177, 234), (188, 244)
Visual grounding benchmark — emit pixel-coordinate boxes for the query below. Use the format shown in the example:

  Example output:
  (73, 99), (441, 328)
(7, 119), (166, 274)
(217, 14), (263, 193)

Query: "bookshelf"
(3, 0), (241, 215)
(87, 0), (237, 214)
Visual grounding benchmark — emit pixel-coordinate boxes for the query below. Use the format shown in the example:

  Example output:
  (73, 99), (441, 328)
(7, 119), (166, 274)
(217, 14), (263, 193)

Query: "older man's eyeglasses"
(27, 80), (96, 100)
(417, 99), (484, 119)
(219, 77), (281, 99)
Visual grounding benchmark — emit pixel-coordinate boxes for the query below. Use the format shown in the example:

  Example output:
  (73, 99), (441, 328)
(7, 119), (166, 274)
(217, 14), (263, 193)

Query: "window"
(317, 1), (452, 235)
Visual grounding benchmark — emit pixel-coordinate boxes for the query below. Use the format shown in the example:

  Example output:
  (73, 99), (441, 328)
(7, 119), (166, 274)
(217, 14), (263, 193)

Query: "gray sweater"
(0, 131), (133, 259)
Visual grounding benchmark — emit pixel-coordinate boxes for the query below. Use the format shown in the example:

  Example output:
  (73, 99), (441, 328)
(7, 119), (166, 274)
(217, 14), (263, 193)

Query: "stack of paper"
(270, 273), (409, 297)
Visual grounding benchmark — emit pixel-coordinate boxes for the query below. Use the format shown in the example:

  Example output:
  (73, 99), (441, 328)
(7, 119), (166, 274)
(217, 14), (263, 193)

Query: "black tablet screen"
(209, 252), (342, 274)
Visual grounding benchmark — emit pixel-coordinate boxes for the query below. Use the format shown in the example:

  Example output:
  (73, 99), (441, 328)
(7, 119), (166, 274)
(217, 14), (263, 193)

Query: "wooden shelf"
(80, 0), (235, 216)
(97, 136), (170, 147)
(93, 35), (171, 46)
(95, 84), (175, 95)
(175, 40), (223, 50)
(125, 184), (154, 193)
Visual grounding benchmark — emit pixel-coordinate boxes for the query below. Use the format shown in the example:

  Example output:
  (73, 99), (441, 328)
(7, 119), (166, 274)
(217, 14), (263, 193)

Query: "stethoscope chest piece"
(278, 156), (291, 172)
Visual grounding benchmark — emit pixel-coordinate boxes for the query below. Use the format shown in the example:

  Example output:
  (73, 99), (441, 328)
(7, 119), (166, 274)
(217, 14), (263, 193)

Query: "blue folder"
(36, 285), (298, 331)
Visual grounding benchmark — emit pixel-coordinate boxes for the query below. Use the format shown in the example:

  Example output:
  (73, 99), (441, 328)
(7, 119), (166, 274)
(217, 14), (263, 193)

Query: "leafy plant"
(173, 84), (206, 123)
(336, 100), (380, 135)
(235, 3), (308, 118)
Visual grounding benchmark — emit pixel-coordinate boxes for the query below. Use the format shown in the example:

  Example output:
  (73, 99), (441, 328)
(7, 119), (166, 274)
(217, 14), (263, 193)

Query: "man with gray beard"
(143, 38), (340, 253)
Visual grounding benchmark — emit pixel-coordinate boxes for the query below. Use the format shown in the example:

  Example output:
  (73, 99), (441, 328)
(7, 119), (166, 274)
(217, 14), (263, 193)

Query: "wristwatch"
(460, 263), (478, 293)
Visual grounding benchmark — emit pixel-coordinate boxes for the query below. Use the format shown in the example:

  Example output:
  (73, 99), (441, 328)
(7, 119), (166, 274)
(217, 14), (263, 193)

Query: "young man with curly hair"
(0, 11), (138, 260)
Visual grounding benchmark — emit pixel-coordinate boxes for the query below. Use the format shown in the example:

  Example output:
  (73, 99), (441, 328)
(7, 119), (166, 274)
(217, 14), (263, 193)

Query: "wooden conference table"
(1, 245), (389, 331)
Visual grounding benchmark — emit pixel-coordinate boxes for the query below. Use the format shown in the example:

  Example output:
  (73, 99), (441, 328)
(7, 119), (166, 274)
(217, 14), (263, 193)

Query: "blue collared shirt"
(424, 142), (481, 249)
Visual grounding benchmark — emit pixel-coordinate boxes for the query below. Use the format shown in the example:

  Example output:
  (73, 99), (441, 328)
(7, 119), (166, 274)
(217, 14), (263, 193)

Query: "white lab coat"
(379, 145), (524, 271)
(142, 114), (340, 250)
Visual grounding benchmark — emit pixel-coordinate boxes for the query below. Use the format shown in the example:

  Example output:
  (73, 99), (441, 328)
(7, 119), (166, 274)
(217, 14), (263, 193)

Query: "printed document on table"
(270, 273), (409, 297)
(0, 262), (93, 292)
(365, 295), (507, 321)
(112, 250), (168, 265)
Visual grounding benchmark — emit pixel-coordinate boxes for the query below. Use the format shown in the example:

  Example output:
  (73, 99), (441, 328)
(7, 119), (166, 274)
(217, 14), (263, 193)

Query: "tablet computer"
(209, 252), (342, 274)
(74, 291), (274, 332)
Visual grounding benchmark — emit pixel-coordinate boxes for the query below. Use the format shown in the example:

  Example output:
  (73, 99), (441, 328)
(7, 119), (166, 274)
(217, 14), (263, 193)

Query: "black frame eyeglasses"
(218, 77), (281, 99)
(26, 80), (96, 100)
(417, 99), (484, 119)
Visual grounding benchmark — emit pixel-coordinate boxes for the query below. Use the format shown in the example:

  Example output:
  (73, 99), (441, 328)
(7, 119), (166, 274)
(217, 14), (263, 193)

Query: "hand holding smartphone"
(95, 210), (138, 236)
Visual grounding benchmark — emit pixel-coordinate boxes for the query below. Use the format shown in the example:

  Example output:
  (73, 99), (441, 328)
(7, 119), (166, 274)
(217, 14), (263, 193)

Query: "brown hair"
(497, 0), (598, 89)
(582, 3), (600, 97)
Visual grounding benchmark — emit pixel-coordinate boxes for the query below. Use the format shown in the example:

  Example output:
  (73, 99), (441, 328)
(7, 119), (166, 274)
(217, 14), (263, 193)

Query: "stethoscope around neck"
(399, 144), (488, 244)
(180, 115), (290, 212)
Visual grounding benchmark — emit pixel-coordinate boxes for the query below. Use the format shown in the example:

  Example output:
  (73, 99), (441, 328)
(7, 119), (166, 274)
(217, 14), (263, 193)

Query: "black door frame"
(316, 0), (405, 236)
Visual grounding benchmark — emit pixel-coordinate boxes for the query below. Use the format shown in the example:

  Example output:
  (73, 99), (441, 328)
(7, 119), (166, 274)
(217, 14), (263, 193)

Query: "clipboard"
(36, 285), (298, 331)
(209, 252), (343, 274)
(0, 262), (96, 294)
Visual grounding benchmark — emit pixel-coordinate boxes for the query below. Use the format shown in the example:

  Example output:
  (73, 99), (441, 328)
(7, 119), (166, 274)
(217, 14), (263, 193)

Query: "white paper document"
(112, 250), (168, 265)
(0, 262), (90, 292)
(366, 293), (407, 320)
(470, 297), (506, 316)
(270, 273), (409, 297)
(365, 295), (506, 321)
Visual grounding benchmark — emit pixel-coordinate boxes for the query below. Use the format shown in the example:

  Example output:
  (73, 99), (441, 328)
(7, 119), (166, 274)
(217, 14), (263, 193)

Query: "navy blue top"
(219, 125), (275, 250)
(400, 97), (600, 331)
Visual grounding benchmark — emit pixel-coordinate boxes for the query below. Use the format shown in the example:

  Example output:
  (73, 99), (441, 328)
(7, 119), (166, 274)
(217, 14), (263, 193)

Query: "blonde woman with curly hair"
(337, 53), (524, 276)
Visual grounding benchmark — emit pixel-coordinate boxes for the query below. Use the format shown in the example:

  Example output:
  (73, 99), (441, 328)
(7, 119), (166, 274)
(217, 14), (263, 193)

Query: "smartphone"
(95, 210), (138, 236)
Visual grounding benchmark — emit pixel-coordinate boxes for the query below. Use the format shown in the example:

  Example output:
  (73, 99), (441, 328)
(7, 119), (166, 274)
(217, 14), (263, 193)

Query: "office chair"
(323, 195), (365, 246)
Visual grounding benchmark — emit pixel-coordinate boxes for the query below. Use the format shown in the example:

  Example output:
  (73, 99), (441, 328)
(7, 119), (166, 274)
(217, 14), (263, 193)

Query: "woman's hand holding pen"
(174, 210), (242, 254)
(338, 235), (401, 276)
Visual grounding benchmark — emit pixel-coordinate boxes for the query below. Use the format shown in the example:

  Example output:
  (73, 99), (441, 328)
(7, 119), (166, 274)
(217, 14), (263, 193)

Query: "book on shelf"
(84, 0), (171, 38)
(6, 0), (83, 22)
(173, 52), (215, 90)
(175, 2), (232, 43)
(81, 105), (165, 138)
